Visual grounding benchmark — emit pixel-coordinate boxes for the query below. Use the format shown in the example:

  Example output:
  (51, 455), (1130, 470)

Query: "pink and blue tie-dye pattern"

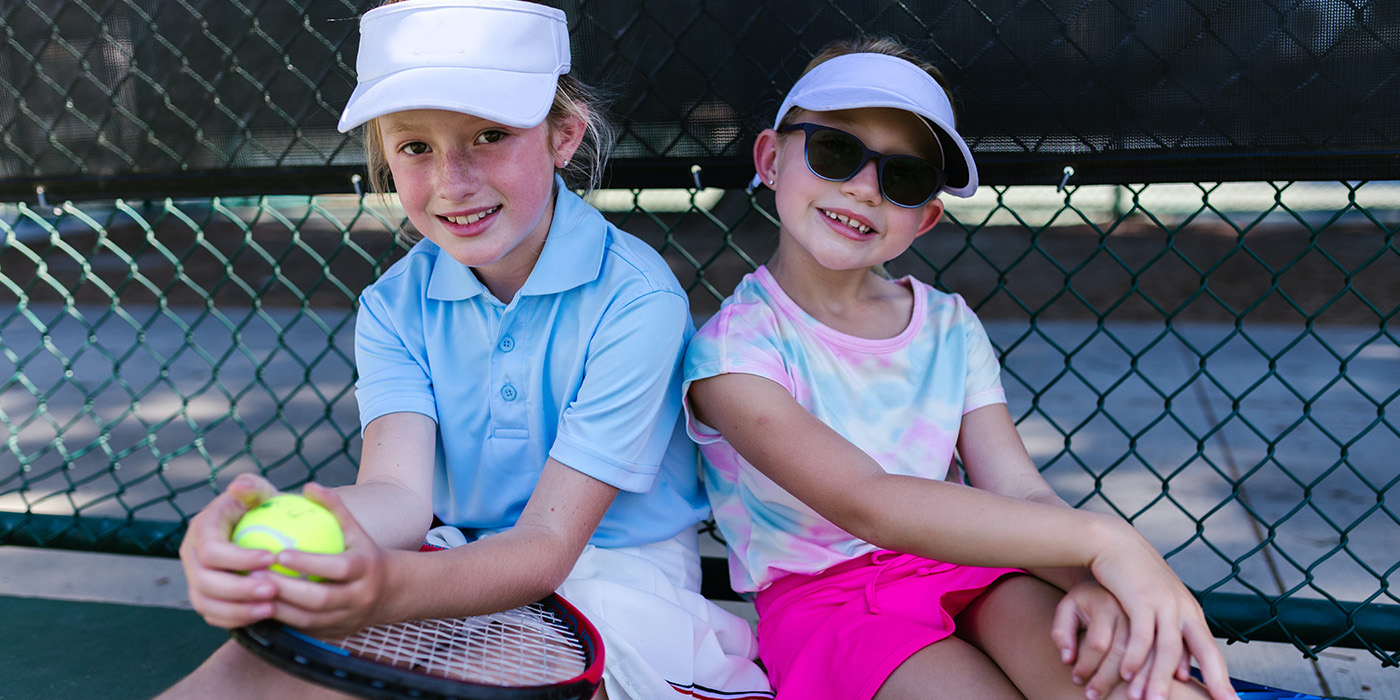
(683, 266), (1006, 592)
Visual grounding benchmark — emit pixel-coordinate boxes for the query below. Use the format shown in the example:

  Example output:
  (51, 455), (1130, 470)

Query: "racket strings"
(331, 603), (589, 687)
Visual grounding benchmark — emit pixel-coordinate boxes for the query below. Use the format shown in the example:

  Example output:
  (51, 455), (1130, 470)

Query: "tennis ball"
(232, 493), (344, 579)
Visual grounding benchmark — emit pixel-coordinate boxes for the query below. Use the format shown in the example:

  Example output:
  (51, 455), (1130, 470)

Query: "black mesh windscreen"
(2, 0), (1396, 196)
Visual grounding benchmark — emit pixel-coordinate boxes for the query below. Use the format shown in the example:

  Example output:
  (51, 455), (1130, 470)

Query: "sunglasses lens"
(882, 156), (943, 207)
(806, 128), (865, 181)
(799, 125), (946, 207)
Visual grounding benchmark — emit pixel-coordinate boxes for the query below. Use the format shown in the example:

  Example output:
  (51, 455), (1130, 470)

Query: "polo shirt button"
(501, 385), (517, 401)
(498, 336), (515, 352)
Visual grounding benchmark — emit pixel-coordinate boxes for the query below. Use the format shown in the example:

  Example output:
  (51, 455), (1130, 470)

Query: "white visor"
(338, 0), (570, 132)
(760, 52), (978, 198)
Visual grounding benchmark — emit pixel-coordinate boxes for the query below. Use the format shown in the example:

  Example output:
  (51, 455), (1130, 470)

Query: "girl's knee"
(1102, 677), (1213, 700)
(955, 573), (1061, 647)
(876, 636), (1026, 700)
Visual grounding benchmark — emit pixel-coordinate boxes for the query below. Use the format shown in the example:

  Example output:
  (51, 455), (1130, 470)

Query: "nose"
(435, 148), (479, 199)
(841, 156), (883, 204)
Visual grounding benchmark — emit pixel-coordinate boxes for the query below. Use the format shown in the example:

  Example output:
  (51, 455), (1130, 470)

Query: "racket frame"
(231, 593), (604, 700)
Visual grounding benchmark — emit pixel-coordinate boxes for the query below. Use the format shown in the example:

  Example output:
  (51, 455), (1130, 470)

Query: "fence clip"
(351, 173), (364, 198)
(36, 185), (49, 210)
(690, 164), (703, 190)
(1056, 166), (1075, 192)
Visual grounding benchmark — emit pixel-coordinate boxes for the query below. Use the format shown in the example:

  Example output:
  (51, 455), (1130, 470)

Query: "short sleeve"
(549, 289), (692, 493)
(959, 299), (1006, 413)
(354, 287), (438, 431)
(682, 303), (793, 444)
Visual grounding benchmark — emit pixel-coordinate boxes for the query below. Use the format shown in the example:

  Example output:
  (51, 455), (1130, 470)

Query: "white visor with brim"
(338, 0), (570, 133)
(757, 52), (978, 198)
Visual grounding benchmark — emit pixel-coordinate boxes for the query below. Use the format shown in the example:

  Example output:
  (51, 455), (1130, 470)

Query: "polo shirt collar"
(426, 176), (606, 301)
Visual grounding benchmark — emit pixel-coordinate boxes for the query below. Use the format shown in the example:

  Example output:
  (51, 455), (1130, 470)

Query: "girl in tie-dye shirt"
(683, 37), (1234, 700)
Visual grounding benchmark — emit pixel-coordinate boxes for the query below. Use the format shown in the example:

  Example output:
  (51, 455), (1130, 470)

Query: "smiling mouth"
(443, 206), (501, 226)
(822, 209), (873, 234)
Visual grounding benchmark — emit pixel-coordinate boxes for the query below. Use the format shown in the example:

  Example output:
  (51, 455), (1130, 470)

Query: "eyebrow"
(379, 119), (423, 137)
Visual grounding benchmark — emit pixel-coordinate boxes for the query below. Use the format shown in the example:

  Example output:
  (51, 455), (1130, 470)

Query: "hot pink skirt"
(754, 550), (1021, 700)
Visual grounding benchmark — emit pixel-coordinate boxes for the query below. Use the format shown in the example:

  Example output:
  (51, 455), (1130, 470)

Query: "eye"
(475, 129), (508, 145)
(399, 141), (431, 155)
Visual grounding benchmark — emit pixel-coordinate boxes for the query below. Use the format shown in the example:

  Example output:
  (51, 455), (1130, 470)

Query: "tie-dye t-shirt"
(683, 266), (1005, 592)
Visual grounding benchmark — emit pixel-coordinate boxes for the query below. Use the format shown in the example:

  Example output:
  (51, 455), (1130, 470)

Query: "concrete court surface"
(0, 544), (1395, 700)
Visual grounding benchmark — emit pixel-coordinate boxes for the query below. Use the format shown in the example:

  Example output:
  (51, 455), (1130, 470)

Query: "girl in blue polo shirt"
(162, 2), (770, 699)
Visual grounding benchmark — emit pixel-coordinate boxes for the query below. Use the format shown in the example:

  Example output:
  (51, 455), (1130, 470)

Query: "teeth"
(446, 206), (500, 225)
(824, 210), (871, 233)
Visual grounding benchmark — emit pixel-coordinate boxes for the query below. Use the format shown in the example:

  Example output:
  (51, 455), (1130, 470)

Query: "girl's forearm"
(373, 526), (576, 623)
(998, 481), (1098, 589)
(367, 457), (615, 625)
(845, 474), (1135, 572)
(335, 480), (434, 550)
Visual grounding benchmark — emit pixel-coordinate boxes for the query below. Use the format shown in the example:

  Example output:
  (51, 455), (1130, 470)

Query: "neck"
(474, 195), (556, 304)
(767, 251), (913, 340)
(767, 255), (873, 312)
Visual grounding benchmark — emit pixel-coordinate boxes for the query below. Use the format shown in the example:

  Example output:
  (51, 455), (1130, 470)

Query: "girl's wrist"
(370, 547), (415, 624)
(1079, 510), (1140, 567)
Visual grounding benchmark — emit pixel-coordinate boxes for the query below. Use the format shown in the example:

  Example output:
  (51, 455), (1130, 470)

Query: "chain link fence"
(1, 0), (1397, 665)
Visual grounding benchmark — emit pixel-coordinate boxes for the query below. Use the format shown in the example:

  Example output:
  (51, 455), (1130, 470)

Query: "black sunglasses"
(779, 123), (948, 208)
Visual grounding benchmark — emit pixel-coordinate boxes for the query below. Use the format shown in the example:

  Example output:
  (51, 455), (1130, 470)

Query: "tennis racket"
(231, 593), (604, 700)
(1226, 676), (1333, 700)
(1189, 669), (1334, 700)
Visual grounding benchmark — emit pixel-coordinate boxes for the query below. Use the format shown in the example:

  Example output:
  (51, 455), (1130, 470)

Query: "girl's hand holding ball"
(232, 493), (344, 579)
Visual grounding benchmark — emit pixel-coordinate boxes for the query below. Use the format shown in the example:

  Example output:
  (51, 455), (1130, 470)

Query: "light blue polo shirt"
(354, 180), (709, 548)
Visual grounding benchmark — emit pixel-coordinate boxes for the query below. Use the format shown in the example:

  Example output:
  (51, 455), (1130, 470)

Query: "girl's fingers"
(267, 577), (376, 637)
(225, 473), (279, 509)
(188, 570), (278, 628)
(273, 549), (354, 582)
(195, 533), (277, 573)
(1117, 602), (1154, 685)
(1144, 611), (1183, 700)
(191, 596), (276, 629)
(1082, 619), (1129, 700)
(180, 479), (278, 597)
(1129, 659), (1150, 700)
(1183, 618), (1235, 700)
(1072, 608), (1116, 684)
(269, 572), (340, 611)
(184, 474), (278, 556)
(1050, 596), (1084, 664)
(191, 567), (278, 604)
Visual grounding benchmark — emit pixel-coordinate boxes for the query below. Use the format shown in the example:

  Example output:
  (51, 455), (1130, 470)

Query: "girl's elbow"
(826, 499), (899, 548)
(528, 532), (590, 597)
(543, 550), (579, 590)
(524, 575), (566, 603)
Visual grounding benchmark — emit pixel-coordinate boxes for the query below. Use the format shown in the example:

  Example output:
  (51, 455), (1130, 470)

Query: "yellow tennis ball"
(232, 493), (344, 579)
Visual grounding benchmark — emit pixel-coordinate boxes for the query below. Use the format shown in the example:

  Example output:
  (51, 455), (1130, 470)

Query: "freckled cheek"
(503, 160), (560, 212)
(383, 169), (438, 231)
